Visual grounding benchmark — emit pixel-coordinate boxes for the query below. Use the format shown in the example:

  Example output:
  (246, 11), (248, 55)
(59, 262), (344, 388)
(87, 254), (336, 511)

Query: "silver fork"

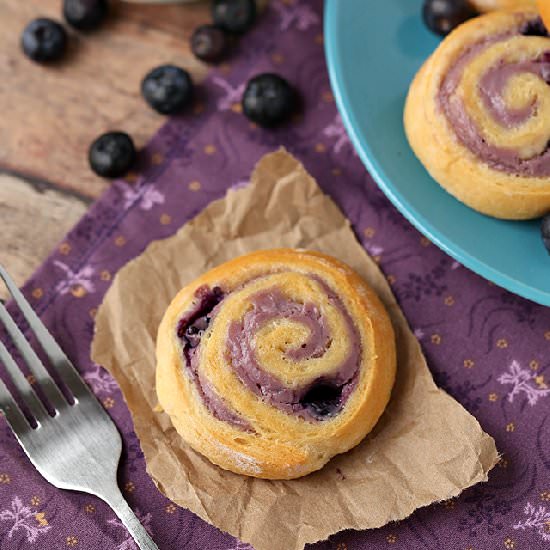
(0, 265), (159, 550)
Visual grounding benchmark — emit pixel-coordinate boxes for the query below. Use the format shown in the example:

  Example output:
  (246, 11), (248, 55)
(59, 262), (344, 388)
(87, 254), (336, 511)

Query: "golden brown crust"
(156, 249), (396, 479)
(404, 10), (550, 220)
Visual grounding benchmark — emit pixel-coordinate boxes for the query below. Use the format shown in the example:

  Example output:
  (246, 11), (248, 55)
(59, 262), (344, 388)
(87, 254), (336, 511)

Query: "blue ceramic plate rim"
(324, 0), (550, 306)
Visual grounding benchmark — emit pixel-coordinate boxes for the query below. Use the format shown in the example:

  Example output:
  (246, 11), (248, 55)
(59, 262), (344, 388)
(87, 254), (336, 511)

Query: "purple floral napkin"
(1, 1), (550, 549)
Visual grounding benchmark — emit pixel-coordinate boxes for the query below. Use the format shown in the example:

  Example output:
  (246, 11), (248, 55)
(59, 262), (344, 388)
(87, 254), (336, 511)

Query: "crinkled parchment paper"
(92, 149), (498, 550)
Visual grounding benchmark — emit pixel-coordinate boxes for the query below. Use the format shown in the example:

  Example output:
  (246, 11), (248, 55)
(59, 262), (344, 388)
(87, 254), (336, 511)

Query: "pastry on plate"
(405, 10), (550, 219)
(469, 0), (535, 12)
(156, 249), (396, 479)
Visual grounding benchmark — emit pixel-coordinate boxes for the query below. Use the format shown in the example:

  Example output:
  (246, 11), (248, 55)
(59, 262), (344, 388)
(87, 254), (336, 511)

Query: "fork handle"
(101, 487), (160, 550)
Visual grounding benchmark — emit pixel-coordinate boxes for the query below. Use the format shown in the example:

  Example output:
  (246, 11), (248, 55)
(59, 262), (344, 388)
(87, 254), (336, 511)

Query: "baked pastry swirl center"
(156, 249), (396, 478)
(177, 273), (362, 427)
(439, 28), (550, 176)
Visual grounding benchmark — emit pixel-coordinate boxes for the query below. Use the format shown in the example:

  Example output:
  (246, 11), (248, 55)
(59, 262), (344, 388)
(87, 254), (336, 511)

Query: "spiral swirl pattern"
(405, 10), (550, 219)
(156, 249), (396, 479)
(441, 34), (550, 176)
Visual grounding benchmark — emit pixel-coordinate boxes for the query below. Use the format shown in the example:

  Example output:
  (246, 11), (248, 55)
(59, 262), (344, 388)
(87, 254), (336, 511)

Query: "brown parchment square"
(92, 149), (498, 550)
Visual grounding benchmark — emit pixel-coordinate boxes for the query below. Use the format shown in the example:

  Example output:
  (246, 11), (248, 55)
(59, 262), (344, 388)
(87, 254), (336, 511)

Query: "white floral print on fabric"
(0, 496), (51, 543)
(108, 509), (153, 550)
(365, 243), (384, 257)
(83, 363), (119, 395)
(122, 185), (165, 211)
(54, 261), (95, 296)
(230, 180), (250, 191)
(227, 541), (255, 550)
(273, 0), (320, 31)
(498, 360), (550, 406)
(323, 114), (356, 155)
(513, 502), (550, 542)
(212, 77), (246, 111)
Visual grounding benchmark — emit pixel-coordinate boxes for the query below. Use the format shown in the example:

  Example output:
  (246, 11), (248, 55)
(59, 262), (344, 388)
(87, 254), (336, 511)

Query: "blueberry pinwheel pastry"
(156, 249), (396, 479)
(405, 10), (550, 219)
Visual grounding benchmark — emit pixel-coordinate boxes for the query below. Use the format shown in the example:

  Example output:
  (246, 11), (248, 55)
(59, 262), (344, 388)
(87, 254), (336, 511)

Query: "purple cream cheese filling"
(177, 286), (253, 431)
(176, 279), (362, 427)
(438, 22), (550, 177)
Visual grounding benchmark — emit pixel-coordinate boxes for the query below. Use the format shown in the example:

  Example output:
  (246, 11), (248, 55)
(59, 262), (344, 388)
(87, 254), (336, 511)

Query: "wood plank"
(0, 173), (88, 300)
(0, 0), (211, 199)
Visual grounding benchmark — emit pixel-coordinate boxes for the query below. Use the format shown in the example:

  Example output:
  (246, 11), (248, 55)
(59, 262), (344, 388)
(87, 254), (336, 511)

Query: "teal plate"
(324, 0), (550, 306)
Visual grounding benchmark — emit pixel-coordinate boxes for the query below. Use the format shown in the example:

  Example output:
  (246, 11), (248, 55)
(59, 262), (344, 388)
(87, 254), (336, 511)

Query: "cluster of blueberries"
(21, 0), (297, 178)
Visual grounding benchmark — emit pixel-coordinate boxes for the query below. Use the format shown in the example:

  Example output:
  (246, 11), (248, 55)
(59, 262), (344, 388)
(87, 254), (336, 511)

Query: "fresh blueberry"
(63, 0), (108, 31)
(88, 132), (136, 178)
(191, 24), (228, 62)
(178, 287), (225, 348)
(141, 65), (194, 115)
(212, 0), (256, 34)
(242, 73), (296, 127)
(542, 214), (550, 255)
(21, 18), (67, 63)
(422, 0), (477, 36)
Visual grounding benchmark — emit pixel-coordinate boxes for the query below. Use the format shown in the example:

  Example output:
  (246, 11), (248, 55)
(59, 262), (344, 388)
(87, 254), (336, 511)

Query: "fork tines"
(0, 265), (92, 429)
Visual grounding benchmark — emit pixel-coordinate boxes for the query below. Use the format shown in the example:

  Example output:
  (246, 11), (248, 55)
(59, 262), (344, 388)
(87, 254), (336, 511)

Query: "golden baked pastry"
(469, 0), (535, 12)
(405, 10), (550, 219)
(156, 249), (396, 479)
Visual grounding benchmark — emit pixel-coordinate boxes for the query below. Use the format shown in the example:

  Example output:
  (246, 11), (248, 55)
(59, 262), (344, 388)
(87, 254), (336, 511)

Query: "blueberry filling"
(176, 286), (255, 430)
(300, 381), (343, 419)
(520, 18), (549, 38)
(542, 52), (550, 84)
(183, 316), (210, 349)
(177, 286), (224, 349)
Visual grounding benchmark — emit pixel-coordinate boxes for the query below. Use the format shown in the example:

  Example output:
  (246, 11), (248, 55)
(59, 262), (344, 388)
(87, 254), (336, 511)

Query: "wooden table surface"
(0, 0), (212, 298)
